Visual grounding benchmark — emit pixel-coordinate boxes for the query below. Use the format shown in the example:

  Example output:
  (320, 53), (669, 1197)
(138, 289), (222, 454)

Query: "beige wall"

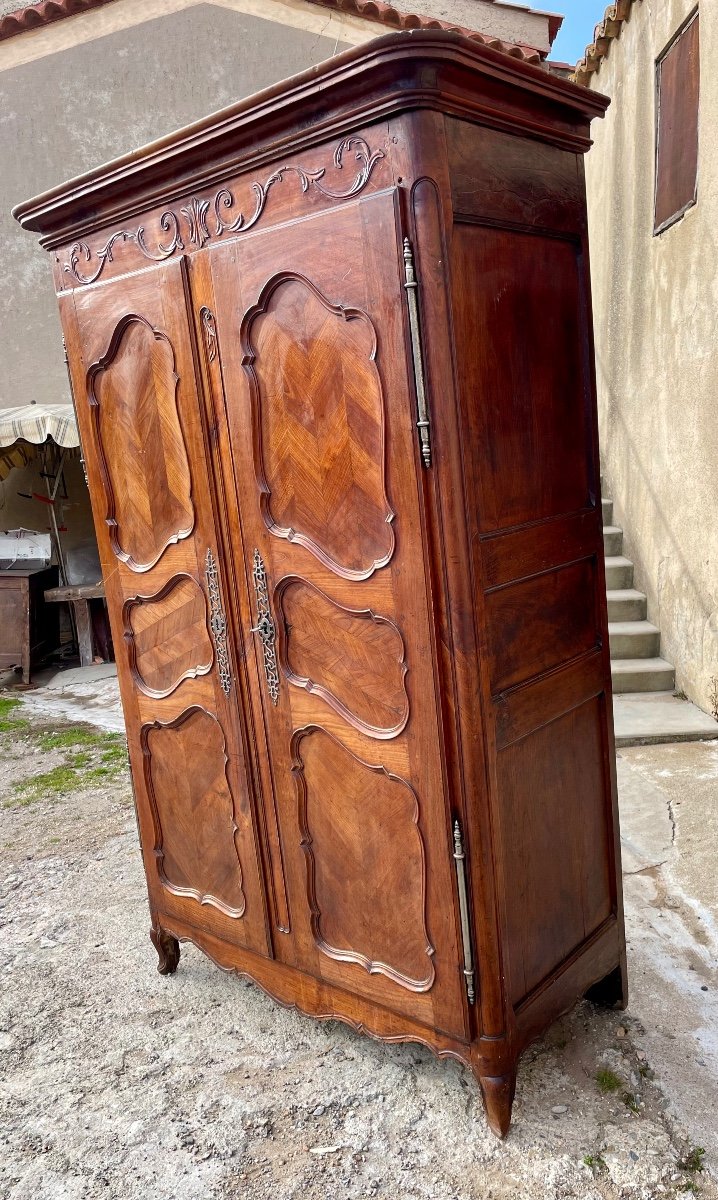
(586, 0), (718, 712)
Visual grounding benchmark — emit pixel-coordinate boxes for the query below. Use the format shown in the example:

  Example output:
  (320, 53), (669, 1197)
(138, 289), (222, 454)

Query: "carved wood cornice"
(14, 31), (609, 251)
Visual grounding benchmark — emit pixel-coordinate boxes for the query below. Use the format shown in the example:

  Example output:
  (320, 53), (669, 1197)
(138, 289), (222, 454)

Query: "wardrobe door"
(204, 190), (468, 1037)
(60, 258), (269, 956)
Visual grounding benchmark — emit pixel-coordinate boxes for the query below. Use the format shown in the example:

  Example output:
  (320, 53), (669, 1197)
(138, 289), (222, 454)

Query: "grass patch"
(7, 764), (82, 808)
(100, 743), (128, 766)
(678, 1148), (705, 1174)
(583, 1154), (607, 1173)
(0, 696), (29, 733)
(37, 727), (123, 752)
(3, 724), (127, 808)
(595, 1068), (622, 1093)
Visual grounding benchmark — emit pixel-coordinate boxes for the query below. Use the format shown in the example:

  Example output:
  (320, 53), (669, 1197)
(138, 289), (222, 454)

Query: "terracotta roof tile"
(572, 0), (636, 85)
(0, 0), (546, 63)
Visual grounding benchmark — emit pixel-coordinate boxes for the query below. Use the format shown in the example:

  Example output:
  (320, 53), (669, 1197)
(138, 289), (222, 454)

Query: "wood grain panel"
(497, 697), (614, 1006)
(447, 119), (583, 233)
(124, 574), (213, 698)
(241, 273), (394, 579)
(278, 578), (408, 737)
(88, 314), (194, 571)
(481, 510), (599, 590)
(486, 558), (598, 694)
(143, 707), (246, 918)
(294, 726), (435, 992)
(451, 223), (592, 533)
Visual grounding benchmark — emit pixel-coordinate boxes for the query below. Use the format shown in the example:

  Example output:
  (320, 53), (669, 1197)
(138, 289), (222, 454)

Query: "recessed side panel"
(143, 706), (246, 918)
(88, 314), (194, 571)
(496, 696), (613, 1008)
(451, 223), (593, 534)
(294, 726), (435, 992)
(486, 558), (599, 695)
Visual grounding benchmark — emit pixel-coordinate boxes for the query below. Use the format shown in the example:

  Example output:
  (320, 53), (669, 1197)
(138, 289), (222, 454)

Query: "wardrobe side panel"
(447, 118), (624, 1014)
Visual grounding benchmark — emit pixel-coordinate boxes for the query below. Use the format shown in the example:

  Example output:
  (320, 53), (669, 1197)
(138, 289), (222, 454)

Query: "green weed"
(0, 696), (29, 733)
(595, 1068), (622, 1093)
(7, 765), (81, 807)
(678, 1148), (705, 1174)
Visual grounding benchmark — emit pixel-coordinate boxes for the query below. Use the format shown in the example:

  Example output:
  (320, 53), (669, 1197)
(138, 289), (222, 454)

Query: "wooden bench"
(44, 582), (108, 667)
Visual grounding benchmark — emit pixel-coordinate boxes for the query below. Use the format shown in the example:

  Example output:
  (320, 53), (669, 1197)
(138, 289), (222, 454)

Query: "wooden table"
(0, 566), (59, 684)
(44, 581), (106, 667)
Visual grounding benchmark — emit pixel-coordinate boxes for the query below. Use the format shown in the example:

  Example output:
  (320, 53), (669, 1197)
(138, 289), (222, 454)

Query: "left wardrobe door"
(61, 257), (270, 957)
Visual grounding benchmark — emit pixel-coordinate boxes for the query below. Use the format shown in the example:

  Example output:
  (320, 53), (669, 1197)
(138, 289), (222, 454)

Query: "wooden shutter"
(654, 10), (700, 234)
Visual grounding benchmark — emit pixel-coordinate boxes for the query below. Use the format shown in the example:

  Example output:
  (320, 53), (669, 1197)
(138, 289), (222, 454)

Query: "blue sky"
(547, 0), (605, 64)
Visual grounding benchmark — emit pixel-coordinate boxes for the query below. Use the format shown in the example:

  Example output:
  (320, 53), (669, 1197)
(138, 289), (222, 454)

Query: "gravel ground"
(0, 697), (716, 1200)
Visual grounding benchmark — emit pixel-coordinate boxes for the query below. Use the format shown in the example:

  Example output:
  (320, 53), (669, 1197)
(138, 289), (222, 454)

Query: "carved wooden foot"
(150, 923), (180, 975)
(585, 963), (627, 1010)
(478, 1070), (517, 1138)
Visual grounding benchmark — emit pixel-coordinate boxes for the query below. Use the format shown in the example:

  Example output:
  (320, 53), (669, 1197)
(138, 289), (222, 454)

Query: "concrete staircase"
(603, 494), (676, 694)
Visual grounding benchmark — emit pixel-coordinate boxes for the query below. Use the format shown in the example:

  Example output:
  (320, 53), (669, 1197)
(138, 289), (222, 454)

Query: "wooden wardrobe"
(15, 31), (625, 1136)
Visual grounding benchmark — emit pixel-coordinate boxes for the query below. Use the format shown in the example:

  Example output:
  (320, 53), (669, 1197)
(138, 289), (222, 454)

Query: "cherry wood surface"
(17, 30), (624, 1137)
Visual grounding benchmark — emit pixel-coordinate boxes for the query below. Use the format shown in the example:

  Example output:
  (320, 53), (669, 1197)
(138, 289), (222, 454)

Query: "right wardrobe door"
(202, 189), (469, 1039)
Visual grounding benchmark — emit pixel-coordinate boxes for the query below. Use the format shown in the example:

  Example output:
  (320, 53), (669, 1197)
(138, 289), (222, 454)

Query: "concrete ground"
(1, 674), (717, 1199)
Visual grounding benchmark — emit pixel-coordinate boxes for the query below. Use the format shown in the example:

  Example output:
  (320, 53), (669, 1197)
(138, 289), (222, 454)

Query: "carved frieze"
(63, 137), (385, 285)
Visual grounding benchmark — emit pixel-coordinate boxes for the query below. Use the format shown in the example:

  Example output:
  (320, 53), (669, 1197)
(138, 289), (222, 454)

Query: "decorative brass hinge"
(205, 547), (233, 696)
(402, 236), (431, 468)
(453, 818), (476, 1005)
(251, 549), (279, 705)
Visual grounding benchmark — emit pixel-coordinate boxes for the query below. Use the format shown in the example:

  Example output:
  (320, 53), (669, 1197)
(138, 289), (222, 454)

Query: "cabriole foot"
(150, 923), (180, 975)
(478, 1070), (517, 1138)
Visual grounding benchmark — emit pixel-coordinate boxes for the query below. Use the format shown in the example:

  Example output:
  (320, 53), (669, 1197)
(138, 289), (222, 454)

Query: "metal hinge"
(402, 237), (431, 468)
(251, 549), (280, 705)
(453, 818), (476, 1005)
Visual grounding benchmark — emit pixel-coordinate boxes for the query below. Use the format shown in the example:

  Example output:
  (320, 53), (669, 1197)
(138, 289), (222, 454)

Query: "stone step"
(605, 556), (634, 589)
(613, 692), (718, 747)
(609, 620), (661, 659)
(602, 497), (613, 524)
(611, 657), (675, 693)
(603, 525), (623, 555)
(606, 588), (648, 621)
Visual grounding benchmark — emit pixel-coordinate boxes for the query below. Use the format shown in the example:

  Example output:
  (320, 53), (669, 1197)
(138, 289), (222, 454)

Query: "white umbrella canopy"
(0, 404), (79, 451)
(0, 405), (80, 483)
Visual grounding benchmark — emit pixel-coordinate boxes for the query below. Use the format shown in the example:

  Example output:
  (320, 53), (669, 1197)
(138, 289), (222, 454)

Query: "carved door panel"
(60, 258), (269, 956)
(204, 190), (467, 1037)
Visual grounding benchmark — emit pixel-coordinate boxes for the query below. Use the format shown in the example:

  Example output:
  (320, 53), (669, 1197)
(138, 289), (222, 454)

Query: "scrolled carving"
(181, 196), (211, 249)
(62, 137), (384, 284)
(200, 306), (217, 363)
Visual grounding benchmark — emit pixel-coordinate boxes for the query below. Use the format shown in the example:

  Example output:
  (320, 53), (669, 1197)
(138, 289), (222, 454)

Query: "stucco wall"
(1, 3), (355, 416)
(586, 0), (718, 713)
